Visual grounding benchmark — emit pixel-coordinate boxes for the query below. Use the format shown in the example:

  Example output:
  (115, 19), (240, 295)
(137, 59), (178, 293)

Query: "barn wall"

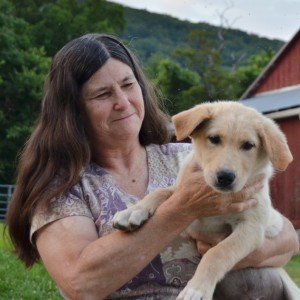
(253, 39), (300, 94)
(270, 116), (300, 228)
(242, 32), (300, 229)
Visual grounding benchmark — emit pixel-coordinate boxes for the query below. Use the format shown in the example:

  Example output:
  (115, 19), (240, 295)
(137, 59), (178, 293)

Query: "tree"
(146, 30), (241, 115)
(10, 0), (125, 56)
(145, 25), (275, 117)
(0, 0), (51, 183)
(230, 49), (275, 98)
(146, 55), (199, 116)
(172, 29), (234, 106)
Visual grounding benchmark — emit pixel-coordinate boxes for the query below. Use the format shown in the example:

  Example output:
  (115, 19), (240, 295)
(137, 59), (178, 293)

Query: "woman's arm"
(36, 161), (261, 300)
(36, 209), (190, 300)
(194, 216), (299, 269)
(236, 216), (299, 269)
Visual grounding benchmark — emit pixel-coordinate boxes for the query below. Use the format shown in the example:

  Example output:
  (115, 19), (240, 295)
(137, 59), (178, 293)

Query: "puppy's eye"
(208, 135), (221, 145)
(241, 141), (255, 151)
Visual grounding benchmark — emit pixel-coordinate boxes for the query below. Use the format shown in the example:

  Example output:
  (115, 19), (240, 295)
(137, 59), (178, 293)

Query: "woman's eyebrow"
(119, 74), (135, 83)
(86, 86), (107, 97)
(84, 74), (136, 99)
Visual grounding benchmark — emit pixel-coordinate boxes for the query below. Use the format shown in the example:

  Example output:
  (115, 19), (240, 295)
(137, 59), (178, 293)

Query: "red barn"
(240, 29), (300, 230)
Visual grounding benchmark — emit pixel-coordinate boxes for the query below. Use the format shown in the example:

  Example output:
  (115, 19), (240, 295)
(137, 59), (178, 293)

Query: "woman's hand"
(173, 155), (264, 220)
(190, 229), (231, 257)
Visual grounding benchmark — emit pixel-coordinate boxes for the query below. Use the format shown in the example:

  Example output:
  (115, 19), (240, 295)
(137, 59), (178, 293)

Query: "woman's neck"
(92, 142), (149, 199)
(92, 141), (145, 171)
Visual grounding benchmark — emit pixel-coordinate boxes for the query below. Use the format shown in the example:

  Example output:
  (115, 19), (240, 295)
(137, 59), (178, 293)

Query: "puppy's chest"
(188, 214), (243, 235)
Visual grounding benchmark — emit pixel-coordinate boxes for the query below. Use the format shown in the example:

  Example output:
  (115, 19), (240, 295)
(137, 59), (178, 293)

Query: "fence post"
(0, 184), (15, 220)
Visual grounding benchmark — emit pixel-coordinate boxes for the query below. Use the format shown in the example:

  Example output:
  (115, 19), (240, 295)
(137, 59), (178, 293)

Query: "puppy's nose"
(216, 170), (236, 189)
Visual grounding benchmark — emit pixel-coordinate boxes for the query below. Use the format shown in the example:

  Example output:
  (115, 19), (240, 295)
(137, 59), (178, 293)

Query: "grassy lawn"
(0, 223), (61, 300)
(0, 223), (299, 299)
(285, 251), (300, 287)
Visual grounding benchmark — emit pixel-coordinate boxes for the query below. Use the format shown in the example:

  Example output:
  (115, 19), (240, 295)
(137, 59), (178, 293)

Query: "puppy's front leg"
(177, 222), (265, 300)
(113, 187), (174, 232)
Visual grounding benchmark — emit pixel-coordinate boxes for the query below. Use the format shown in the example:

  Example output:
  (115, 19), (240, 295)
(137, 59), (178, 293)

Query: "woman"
(7, 33), (299, 299)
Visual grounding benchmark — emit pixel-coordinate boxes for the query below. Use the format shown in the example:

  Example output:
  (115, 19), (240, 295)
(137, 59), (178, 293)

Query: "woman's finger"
(230, 177), (264, 204)
(228, 198), (258, 213)
(196, 240), (211, 256)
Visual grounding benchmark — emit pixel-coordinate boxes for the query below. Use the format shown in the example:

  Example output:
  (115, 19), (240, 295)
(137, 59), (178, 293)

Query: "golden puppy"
(113, 101), (299, 300)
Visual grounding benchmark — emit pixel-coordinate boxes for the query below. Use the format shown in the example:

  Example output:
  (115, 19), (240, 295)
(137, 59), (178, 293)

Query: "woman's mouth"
(113, 112), (135, 122)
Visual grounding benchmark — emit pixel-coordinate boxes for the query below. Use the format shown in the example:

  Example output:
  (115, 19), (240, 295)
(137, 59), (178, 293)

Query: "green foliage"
(121, 6), (283, 67)
(10, 0), (125, 57)
(0, 0), (51, 183)
(173, 30), (226, 101)
(146, 56), (199, 115)
(285, 253), (300, 287)
(120, 4), (280, 113)
(0, 224), (61, 299)
(231, 49), (276, 97)
(147, 29), (246, 114)
(145, 29), (275, 116)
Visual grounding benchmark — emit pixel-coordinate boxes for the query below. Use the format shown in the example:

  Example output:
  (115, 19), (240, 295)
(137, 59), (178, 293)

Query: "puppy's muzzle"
(216, 170), (236, 191)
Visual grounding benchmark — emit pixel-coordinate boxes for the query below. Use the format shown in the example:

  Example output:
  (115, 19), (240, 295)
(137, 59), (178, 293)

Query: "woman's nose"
(113, 88), (130, 110)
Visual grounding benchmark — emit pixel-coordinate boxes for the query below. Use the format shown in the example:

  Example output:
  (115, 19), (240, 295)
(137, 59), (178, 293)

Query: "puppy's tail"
(276, 268), (300, 300)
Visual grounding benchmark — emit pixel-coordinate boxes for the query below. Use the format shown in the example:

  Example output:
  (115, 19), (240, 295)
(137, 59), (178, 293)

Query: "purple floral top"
(31, 143), (200, 299)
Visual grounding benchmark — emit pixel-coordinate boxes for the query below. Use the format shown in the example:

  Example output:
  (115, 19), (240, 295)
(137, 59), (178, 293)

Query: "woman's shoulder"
(148, 142), (193, 156)
(147, 143), (193, 174)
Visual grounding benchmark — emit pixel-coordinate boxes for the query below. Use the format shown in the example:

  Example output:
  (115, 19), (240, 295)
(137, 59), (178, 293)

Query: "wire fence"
(0, 184), (15, 221)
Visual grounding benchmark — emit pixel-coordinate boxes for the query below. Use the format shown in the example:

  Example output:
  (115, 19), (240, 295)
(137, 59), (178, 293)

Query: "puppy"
(113, 101), (300, 300)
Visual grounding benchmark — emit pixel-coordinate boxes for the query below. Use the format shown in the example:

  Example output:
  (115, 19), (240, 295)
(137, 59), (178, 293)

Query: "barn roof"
(239, 28), (300, 118)
(240, 85), (300, 119)
(240, 28), (300, 99)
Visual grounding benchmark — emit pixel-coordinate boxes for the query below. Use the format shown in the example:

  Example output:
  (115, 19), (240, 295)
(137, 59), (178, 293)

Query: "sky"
(109, 0), (300, 42)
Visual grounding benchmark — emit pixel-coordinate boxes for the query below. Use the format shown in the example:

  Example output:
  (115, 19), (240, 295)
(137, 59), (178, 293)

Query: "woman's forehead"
(81, 59), (135, 95)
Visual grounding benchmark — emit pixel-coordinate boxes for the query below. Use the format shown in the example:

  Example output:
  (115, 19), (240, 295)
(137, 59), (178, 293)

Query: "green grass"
(0, 223), (62, 300)
(285, 252), (300, 287)
(0, 224), (299, 299)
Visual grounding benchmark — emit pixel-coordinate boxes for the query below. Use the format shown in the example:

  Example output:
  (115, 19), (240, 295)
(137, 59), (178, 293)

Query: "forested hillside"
(0, 0), (286, 184)
(119, 6), (283, 67)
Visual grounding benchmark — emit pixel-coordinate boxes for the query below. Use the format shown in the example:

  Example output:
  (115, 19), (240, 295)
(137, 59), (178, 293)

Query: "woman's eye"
(96, 92), (110, 98)
(241, 141), (255, 151)
(123, 82), (133, 88)
(208, 135), (221, 145)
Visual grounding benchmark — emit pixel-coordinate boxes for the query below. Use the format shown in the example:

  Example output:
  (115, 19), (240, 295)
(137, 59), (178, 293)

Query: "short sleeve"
(30, 185), (93, 243)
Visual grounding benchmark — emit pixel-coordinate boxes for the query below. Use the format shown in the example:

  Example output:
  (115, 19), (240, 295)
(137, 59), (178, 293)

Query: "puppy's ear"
(172, 103), (213, 141)
(259, 117), (293, 171)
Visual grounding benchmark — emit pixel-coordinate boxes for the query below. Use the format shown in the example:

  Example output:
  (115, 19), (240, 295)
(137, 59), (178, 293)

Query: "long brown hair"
(6, 33), (170, 267)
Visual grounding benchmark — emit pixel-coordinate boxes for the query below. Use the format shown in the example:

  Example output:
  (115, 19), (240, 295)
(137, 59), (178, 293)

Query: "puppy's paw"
(265, 221), (283, 238)
(177, 287), (204, 300)
(176, 282), (213, 300)
(265, 210), (284, 238)
(112, 206), (152, 232)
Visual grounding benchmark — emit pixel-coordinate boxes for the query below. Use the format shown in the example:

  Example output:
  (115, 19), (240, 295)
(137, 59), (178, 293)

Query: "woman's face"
(81, 58), (145, 146)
